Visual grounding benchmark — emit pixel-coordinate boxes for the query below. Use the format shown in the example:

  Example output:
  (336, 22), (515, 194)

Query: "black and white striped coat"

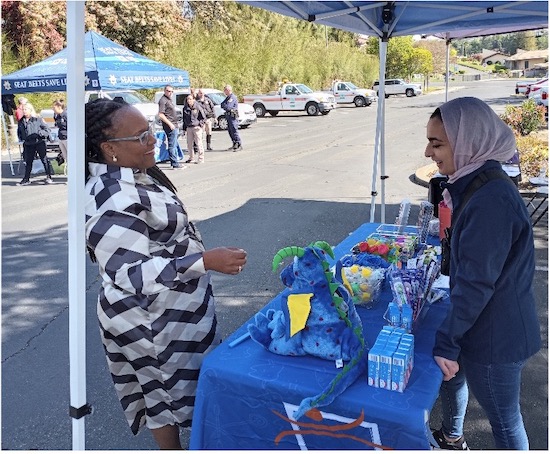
(85, 163), (219, 434)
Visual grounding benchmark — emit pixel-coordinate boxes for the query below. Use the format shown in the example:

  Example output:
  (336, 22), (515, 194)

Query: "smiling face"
(99, 106), (157, 172)
(425, 116), (456, 176)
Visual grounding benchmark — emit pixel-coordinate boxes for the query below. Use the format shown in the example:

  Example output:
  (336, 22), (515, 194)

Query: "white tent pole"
(445, 33), (451, 102)
(67, 1), (89, 450)
(1, 113), (15, 175)
(369, 38), (387, 223)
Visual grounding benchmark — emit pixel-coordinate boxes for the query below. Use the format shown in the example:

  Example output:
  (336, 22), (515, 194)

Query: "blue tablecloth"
(190, 223), (449, 450)
(154, 131), (184, 163)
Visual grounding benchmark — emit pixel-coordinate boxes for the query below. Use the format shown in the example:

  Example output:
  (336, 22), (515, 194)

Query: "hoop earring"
(112, 155), (118, 162)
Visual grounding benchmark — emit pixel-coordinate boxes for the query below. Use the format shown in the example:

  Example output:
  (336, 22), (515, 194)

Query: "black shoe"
(17, 179), (30, 186)
(431, 429), (469, 450)
(206, 146), (213, 151)
(233, 144), (242, 152)
(226, 144), (236, 151)
(172, 163), (186, 169)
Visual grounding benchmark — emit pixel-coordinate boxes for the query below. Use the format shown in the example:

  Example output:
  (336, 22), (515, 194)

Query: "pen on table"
(228, 332), (251, 348)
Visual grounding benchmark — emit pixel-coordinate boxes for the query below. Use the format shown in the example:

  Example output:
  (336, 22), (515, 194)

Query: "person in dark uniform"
(221, 85), (242, 152)
(17, 103), (52, 185)
(158, 85), (183, 169)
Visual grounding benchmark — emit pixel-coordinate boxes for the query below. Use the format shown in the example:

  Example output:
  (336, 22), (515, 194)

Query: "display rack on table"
(526, 176), (548, 226)
(190, 222), (449, 450)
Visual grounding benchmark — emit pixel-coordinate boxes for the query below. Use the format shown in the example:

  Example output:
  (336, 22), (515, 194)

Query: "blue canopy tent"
(243, 1), (548, 222)
(1, 30), (190, 94)
(1, 30), (189, 175)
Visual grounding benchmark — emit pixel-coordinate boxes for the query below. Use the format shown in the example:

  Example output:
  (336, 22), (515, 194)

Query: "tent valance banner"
(1, 30), (190, 95)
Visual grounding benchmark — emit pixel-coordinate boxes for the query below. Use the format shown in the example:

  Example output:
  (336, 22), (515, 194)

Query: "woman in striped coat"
(84, 98), (247, 449)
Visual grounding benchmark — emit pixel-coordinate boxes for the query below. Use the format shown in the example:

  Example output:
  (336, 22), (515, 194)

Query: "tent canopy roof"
(244, 1), (548, 40)
(2, 30), (190, 95)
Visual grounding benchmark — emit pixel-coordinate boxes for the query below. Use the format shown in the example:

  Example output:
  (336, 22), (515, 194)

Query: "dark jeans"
(163, 126), (180, 167)
(22, 141), (49, 180)
(439, 356), (529, 449)
(226, 115), (241, 145)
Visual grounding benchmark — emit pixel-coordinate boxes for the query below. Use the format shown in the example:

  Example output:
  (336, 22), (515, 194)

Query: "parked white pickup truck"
(327, 80), (377, 107)
(243, 83), (336, 117)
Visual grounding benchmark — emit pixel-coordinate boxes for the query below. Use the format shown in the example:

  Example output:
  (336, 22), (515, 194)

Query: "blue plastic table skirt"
(154, 131), (185, 163)
(190, 223), (448, 450)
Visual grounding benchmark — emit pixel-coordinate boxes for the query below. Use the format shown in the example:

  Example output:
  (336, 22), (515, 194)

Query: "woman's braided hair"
(85, 97), (177, 193)
(85, 98), (178, 262)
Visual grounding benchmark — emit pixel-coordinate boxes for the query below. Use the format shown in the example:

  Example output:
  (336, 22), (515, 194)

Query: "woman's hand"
(434, 356), (459, 381)
(203, 247), (247, 275)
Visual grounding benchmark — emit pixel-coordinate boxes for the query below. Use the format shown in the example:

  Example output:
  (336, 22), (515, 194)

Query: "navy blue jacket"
(221, 93), (238, 115)
(54, 110), (68, 140)
(182, 103), (205, 128)
(433, 160), (541, 364)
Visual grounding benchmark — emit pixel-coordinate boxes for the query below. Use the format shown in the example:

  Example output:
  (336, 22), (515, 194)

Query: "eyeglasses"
(106, 125), (154, 146)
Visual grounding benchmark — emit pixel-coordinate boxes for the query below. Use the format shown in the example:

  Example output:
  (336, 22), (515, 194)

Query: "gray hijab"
(440, 97), (516, 208)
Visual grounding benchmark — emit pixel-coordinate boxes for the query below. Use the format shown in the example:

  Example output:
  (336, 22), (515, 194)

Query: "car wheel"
(385, 93), (390, 98)
(254, 103), (266, 117)
(405, 88), (414, 97)
(306, 102), (319, 116)
(217, 116), (228, 130)
(320, 110), (330, 115)
(353, 96), (366, 107)
(268, 110), (279, 116)
(240, 125), (250, 129)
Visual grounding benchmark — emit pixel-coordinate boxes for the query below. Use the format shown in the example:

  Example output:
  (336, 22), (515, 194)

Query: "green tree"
(1, 0), (65, 63)
(365, 36), (416, 79)
(0, 0), (188, 65)
(406, 47), (433, 79)
(85, 1), (188, 59)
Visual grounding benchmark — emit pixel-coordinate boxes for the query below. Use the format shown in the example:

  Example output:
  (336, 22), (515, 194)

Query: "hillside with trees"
(1, 0), (547, 112)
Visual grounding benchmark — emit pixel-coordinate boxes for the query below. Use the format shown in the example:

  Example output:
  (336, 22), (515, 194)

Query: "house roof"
(507, 49), (549, 61)
(480, 48), (508, 59)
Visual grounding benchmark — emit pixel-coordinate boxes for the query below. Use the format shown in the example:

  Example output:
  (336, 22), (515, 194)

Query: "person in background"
(2, 94), (17, 118)
(15, 96), (28, 121)
(195, 89), (215, 151)
(182, 94), (206, 164)
(221, 84), (242, 152)
(52, 99), (68, 175)
(17, 102), (52, 185)
(425, 97), (541, 450)
(158, 85), (183, 169)
(84, 98), (247, 449)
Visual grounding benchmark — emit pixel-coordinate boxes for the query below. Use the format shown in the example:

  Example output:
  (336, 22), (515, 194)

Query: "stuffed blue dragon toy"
(248, 241), (367, 420)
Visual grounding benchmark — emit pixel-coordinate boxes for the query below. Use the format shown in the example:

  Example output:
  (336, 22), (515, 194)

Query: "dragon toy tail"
(293, 344), (367, 420)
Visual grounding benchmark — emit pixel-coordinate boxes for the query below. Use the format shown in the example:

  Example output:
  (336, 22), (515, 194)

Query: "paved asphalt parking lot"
(1, 78), (547, 450)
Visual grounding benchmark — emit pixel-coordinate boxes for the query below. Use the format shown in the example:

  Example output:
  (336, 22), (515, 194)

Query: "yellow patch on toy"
(288, 293), (313, 337)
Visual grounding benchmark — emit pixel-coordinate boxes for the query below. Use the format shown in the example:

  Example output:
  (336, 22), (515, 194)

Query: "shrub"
(501, 99), (546, 136)
(516, 132), (548, 185)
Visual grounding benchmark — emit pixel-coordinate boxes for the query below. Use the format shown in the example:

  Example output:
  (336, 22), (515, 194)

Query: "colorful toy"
(335, 253), (388, 309)
(247, 241), (366, 420)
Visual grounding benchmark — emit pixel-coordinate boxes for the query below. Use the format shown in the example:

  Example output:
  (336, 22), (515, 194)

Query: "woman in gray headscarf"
(425, 97), (541, 450)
